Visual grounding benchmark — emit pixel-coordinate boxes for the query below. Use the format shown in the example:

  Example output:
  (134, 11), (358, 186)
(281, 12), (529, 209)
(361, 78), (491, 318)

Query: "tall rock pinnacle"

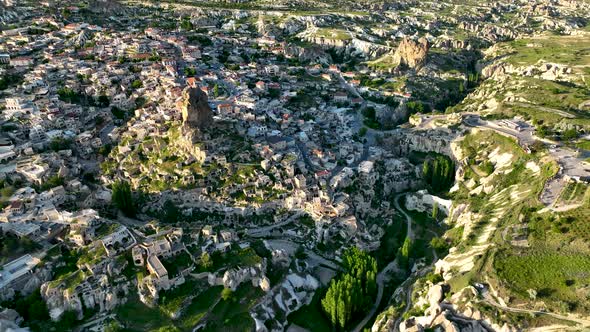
(179, 86), (213, 129)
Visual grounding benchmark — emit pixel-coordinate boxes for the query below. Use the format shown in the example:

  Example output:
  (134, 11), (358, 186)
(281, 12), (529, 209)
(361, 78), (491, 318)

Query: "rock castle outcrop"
(179, 87), (213, 129)
(391, 37), (430, 69)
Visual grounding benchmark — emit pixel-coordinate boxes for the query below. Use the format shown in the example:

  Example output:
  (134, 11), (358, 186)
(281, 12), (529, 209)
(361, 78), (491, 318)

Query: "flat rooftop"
(0, 254), (40, 289)
(147, 255), (167, 279)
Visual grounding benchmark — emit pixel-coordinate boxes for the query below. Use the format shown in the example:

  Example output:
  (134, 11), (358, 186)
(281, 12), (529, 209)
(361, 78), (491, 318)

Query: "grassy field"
(494, 248), (590, 310)
(116, 285), (225, 331)
(577, 140), (590, 151)
(373, 216), (406, 269)
(556, 188), (590, 242)
(116, 296), (176, 331)
(312, 28), (352, 41)
(366, 53), (399, 71)
(159, 279), (201, 317)
(558, 182), (589, 203)
(499, 34), (590, 68)
(200, 284), (263, 332)
(445, 129), (588, 316)
(177, 286), (223, 330)
(287, 288), (333, 331)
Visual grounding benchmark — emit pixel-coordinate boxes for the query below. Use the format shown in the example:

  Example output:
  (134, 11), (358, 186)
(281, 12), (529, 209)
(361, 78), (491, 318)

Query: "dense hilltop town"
(0, 0), (590, 331)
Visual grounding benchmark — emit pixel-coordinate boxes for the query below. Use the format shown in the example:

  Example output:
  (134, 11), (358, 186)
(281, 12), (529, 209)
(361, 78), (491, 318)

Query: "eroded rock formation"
(392, 37), (430, 69)
(179, 87), (213, 129)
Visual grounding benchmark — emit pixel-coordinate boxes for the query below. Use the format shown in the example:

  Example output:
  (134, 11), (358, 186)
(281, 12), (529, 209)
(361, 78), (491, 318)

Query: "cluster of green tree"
(161, 200), (182, 223)
(300, 112), (316, 121)
(363, 94), (400, 108)
(97, 143), (112, 157)
(373, 218), (405, 268)
(225, 63), (240, 71)
(321, 247), (377, 330)
(213, 84), (220, 98)
(27, 23), (57, 35)
(39, 175), (65, 192)
(406, 101), (431, 114)
(557, 128), (579, 141)
(0, 180), (15, 209)
(0, 231), (39, 263)
(97, 95), (110, 107)
(200, 252), (213, 269)
(1, 123), (18, 132)
(57, 87), (83, 103)
(362, 106), (380, 129)
(466, 72), (480, 88)
(149, 53), (162, 62)
(112, 180), (136, 217)
(479, 160), (495, 175)
(180, 18), (193, 30)
(187, 34), (213, 46)
(148, 19), (176, 30)
(135, 96), (148, 109)
(398, 237), (412, 269)
(0, 289), (80, 331)
(131, 80), (143, 89)
(217, 50), (230, 64)
(525, 140), (546, 154)
(435, 87), (467, 111)
(128, 65), (142, 74)
(359, 127), (368, 137)
(111, 106), (126, 120)
(430, 237), (450, 256)
(535, 122), (578, 141)
(81, 54), (96, 61)
(326, 48), (346, 64)
(268, 87), (280, 99)
(397, 237), (429, 270)
(7, 289), (49, 323)
(184, 67), (197, 77)
(422, 155), (455, 193)
(27, 27), (47, 35)
(49, 136), (73, 152)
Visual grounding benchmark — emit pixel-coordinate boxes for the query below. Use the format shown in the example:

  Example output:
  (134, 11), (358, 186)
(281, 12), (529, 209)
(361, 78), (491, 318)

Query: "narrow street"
(245, 210), (304, 237)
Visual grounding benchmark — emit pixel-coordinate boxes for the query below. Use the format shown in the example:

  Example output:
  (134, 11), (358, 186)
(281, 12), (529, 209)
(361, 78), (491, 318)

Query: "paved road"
(481, 293), (590, 329)
(391, 264), (437, 332)
(463, 114), (590, 207)
(394, 194), (413, 240)
(245, 210), (304, 237)
(74, 313), (115, 332)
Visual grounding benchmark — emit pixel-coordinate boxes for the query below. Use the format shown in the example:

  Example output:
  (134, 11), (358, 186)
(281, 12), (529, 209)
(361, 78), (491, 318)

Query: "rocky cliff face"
(251, 273), (319, 331)
(372, 282), (517, 332)
(349, 38), (391, 58)
(382, 157), (421, 195)
(41, 279), (129, 321)
(285, 44), (331, 64)
(180, 87), (213, 130)
(384, 129), (457, 158)
(391, 37), (430, 70)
